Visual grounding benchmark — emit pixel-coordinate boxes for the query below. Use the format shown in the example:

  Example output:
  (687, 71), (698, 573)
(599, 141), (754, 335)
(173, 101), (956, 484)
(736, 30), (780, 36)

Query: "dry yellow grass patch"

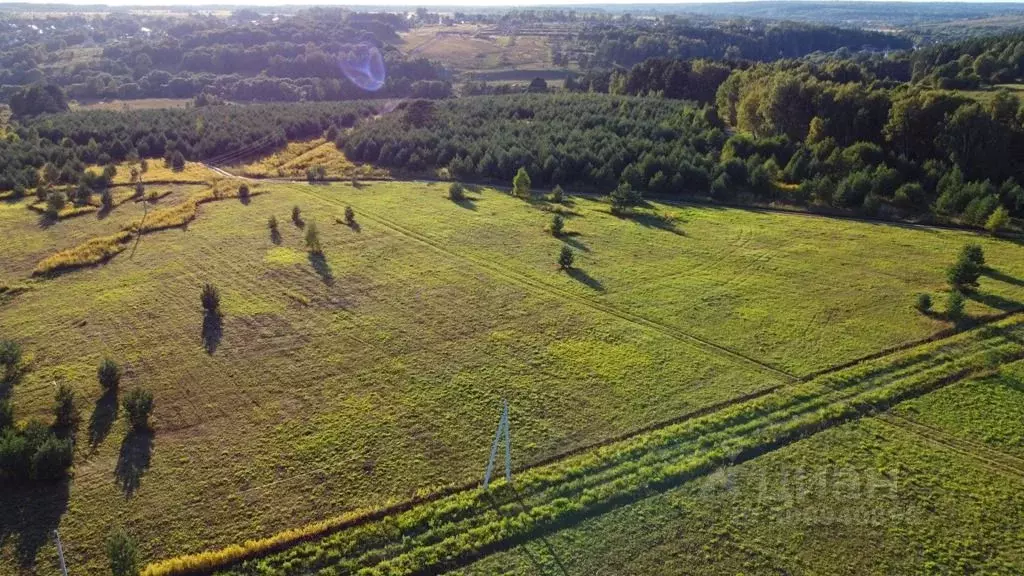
(129, 179), (263, 233)
(26, 202), (98, 219)
(86, 161), (217, 185)
(32, 231), (133, 276)
(237, 139), (387, 180)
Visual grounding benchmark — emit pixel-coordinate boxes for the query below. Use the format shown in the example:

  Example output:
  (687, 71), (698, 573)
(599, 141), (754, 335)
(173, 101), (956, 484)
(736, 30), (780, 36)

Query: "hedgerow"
(32, 232), (133, 276)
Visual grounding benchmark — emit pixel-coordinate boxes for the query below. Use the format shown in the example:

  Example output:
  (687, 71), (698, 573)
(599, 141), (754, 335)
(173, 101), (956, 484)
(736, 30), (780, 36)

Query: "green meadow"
(1, 180), (1023, 574)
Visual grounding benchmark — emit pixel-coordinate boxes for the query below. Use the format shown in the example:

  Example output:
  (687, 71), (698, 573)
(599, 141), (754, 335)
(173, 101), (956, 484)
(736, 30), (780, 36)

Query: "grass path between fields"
(142, 314), (1024, 576)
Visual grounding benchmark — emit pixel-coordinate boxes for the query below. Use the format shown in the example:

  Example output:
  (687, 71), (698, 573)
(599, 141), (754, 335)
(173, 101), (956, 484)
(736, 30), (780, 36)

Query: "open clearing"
(399, 25), (553, 71)
(1, 180), (1023, 574)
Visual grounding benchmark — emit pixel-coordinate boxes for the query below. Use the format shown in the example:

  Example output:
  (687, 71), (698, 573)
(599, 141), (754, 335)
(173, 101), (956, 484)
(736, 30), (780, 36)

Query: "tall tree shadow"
(614, 210), (685, 236)
(452, 196), (478, 211)
(964, 290), (1022, 312)
(567, 268), (605, 292)
(984, 268), (1024, 288)
(560, 233), (589, 253)
(202, 312), (223, 354)
(270, 228), (282, 245)
(37, 212), (58, 229)
(309, 252), (334, 285)
(88, 387), (119, 451)
(115, 430), (153, 497)
(0, 480), (70, 568)
(483, 487), (571, 576)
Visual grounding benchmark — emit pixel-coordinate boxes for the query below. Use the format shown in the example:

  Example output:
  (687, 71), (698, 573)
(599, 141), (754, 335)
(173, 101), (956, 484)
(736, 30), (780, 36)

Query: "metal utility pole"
(53, 530), (68, 576)
(483, 399), (511, 490)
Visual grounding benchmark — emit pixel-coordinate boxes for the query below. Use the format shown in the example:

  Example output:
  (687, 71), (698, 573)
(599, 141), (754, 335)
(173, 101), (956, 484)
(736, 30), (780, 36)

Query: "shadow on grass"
(88, 387), (118, 451)
(202, 312), (223, 354)
(483, 487), (570, 576)
(984, 268), (1024, 288)
(559, 232), (589, 253)
(614, 209), (685, 236)
(451, 196), (478, 211)
(310, 251), (334, 285)
(567, 267), (604, 292)
(964, 290), (1022, 313)
(0, 479), (69, 568)
(348, 220), (361, 233)
(270, 228), (282, 245)
(240, 194), (251, 206)
(36, 212), (57, 229)
(115, 429), (153, 497)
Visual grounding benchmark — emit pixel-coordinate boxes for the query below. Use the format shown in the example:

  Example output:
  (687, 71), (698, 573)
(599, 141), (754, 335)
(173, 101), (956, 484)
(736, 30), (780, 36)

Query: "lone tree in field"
(550, 185), (564, 204)
(170, 151), (186, 172)
(107, 528), (139, 576)
(513, 167), (531, 198)
(305, 220), (323, 254)
(291, 205), (303, 226)
(448, 182), (465, 202)
(45, 191), (66, 217)
(98, 358), (121, 391)
(947, 244), (984, 290)
(559, 246), (575, 270)
(53, 382), (77, 429)
(550, 214), (565, 237)
(238, 183), (250, 200)
(947, 290), (966, 321)
(609, 182), (642, 214)
(201, 283), (221, 317)
(915, 293), (932, 314)
(100, 189), (114, 211)
(986, 206), (1010, 234)
(344, 205), (356, 226)
(122, 388), (154, 432)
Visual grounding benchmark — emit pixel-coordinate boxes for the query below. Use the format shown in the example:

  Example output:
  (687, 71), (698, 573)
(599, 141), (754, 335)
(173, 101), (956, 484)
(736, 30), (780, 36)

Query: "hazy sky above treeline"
(9, 0), (1024, 6)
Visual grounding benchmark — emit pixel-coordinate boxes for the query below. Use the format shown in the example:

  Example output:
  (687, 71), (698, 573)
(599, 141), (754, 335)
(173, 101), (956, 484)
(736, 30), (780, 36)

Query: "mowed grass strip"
(454, 382), (1024, 576)
(141, 315), (1024, 576)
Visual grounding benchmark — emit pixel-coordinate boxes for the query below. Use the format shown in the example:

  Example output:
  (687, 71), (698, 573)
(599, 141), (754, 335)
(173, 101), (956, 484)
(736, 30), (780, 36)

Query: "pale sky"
(7, 0), (1024, 5)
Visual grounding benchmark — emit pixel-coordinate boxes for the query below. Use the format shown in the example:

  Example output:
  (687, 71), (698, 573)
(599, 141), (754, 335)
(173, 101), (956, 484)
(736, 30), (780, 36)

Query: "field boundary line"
(877, 413), (1024, 479)
(294, 182), (798, 382)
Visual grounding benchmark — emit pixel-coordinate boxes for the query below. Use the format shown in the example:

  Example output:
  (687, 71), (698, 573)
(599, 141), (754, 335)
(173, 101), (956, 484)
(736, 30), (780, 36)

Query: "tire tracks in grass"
(295, 183), (798, 384)
(142, 316), (1024, 576)
(876, 412), (1024, 480)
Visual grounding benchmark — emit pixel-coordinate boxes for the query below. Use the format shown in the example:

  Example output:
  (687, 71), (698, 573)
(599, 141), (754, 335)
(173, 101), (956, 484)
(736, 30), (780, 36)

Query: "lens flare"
(339, 43), (386, 92)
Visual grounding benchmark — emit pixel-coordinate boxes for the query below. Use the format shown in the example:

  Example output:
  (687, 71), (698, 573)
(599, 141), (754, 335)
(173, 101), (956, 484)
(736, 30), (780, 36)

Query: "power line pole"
(53, 530), (68, 576)
(483, 399), (511, 490)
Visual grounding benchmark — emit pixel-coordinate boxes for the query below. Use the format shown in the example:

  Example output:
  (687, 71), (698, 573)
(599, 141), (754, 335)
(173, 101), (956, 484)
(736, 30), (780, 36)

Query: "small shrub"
(201, 283), (220, 316)
(238, 183), (250, 199)
(46, 191), (67, 216)
(947, 290), (966, 321)
(550, 185), (564, 203)
(985, 206), (1010, 234)
(550, 214), (565, 237)
(448, 182), (465, 201)
(344, 206), (355, 225)
(305, 220), (323, 254)
(947, 254), (981, 290)
(915, 293), (932, 313)
(513, 166), (532, 198)
(0, 339), (20, 368)
(122, 388), (154, 432)
(100, 189), (114, 211)
(107, 528), (139, 576)
(53, 383), (77, 429)
(98, 358), (121, 391)
(292, 205), (303, 226)
(0, 400), (12, 431)
(170, 151), (186, 172)
(558, 246), (574, 270)
(961, 243), (985, 269)
(30, 433), (73, 480)
(268, 215), (278, 231)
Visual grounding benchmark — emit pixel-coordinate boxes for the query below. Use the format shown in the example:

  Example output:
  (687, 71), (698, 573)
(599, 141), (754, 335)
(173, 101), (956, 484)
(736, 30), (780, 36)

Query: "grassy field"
(399, 25), (553, 71)
(455, 364), (1024, 575)
(1, 179), (1023, 574)
(73, 99), (193, 111)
